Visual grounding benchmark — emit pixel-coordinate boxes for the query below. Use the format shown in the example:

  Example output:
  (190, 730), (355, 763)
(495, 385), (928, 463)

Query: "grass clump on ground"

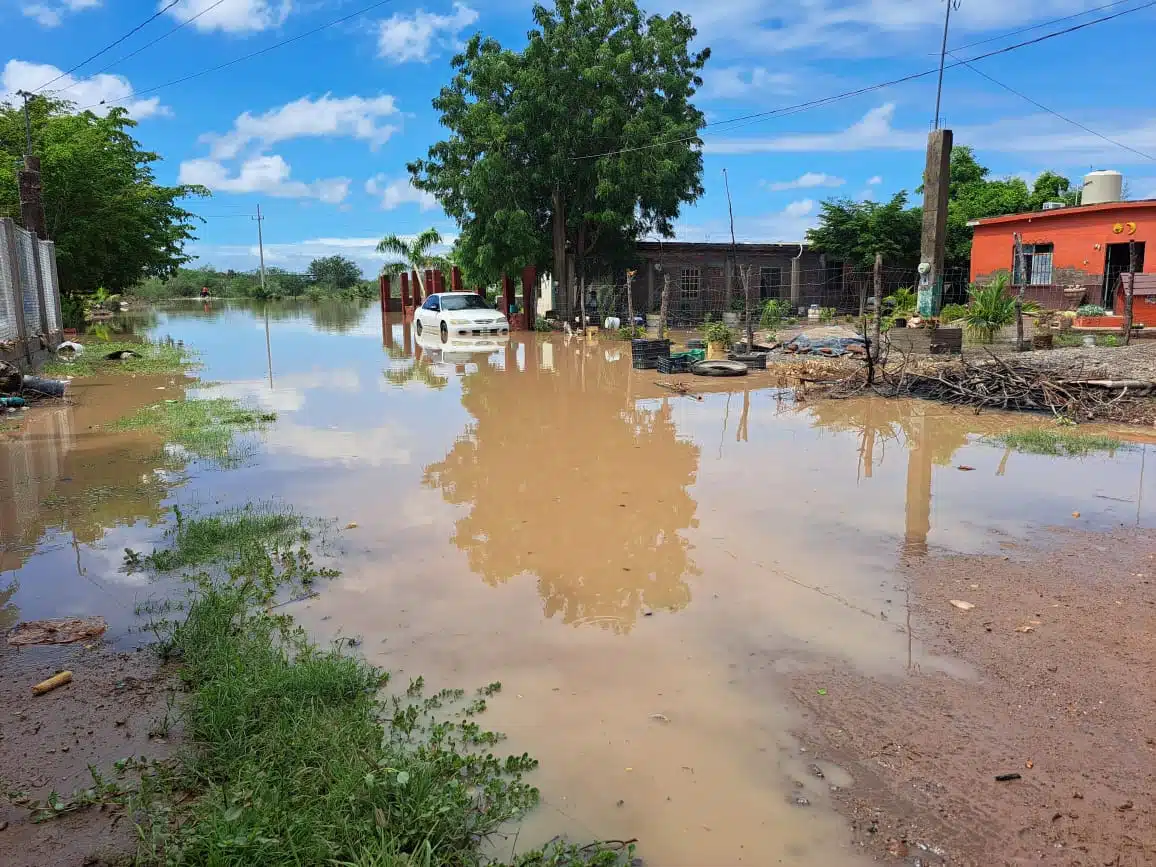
(111, 396), (276, 465)
(42, 340), (196, 378)
(128, 543), (635, 866)
(989, 428), (1126, 457)
(127, 503), (311, 572)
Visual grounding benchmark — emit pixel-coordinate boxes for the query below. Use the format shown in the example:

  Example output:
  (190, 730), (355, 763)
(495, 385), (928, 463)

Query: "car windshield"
(440, 294), (491, 311)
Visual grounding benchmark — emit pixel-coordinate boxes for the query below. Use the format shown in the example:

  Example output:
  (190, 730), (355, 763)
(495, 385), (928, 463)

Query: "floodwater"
(3, 299), (1156, 865)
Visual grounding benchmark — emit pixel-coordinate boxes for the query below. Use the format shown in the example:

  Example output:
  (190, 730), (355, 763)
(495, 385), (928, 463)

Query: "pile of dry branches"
(830, 351), (1156, 424)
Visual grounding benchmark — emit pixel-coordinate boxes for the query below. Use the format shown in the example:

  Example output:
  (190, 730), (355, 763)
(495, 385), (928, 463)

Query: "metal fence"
(0, 217), (63, 366)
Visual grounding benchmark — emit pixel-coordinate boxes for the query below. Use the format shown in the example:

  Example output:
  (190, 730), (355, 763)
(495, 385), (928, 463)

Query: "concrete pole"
(918, 129), (952, 316)
(790, 255), (802, 311)
(255, 203), (266, 293)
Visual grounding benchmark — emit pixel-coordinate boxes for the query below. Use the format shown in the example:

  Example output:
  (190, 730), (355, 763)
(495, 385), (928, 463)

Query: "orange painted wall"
(1112, 291), (1156, 325)
(969, 202), (1156, 284)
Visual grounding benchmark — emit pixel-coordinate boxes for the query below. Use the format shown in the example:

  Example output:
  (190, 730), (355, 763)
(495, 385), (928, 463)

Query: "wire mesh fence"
(0, 217), (63, 364)
(562, 264), (977, 328)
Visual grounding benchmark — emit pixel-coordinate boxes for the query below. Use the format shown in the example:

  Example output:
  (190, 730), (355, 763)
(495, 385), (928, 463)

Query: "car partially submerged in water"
(414, 292), (509, 341)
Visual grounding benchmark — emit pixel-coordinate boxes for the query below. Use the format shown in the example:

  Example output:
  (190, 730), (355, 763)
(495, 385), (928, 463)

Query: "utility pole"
(15, 90), (48, 240)
(933, 0), (961, 130)
(254, 203), (266, 291)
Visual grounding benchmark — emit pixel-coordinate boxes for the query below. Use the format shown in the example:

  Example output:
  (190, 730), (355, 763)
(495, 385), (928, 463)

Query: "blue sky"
(3, 0), (1156, 276)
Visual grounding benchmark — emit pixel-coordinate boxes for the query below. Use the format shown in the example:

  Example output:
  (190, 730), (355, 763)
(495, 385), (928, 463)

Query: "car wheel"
(415, 320), (423, 335)
(440, 321), (449, 342)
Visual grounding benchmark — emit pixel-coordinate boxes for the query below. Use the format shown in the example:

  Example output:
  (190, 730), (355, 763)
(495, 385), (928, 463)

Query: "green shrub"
(1100, 333), (1121, 347)
(702, 316), (734, 348)
(964, 274), (1016, 343)
(1077, 304), (1107, 317)
(884, 287), (917, 316)
(937, 303), (968, 323)
(617, 324), (645, 339)
(534, 317), (553, 332)
(760, 298), (789, 330)
(818, 306), (836, 324)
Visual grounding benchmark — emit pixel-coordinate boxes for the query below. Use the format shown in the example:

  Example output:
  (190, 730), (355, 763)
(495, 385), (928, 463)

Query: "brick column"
(433, 269), (445, 293)
(501, 274), (515, 317)
(412, 270), (423, 304)
(400, 272), (411, 309)
(424, 269), (435, 299)
(380, 274), (391, 311)
(451, 266), (463, 292)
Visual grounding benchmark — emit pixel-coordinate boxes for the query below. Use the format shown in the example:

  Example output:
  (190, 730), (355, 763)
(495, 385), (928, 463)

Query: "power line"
(946, 0), (1137, 53)
(948, 51), (1156, 163)
(56, 0), (231, 91)
(575, 0), (1156, 160)
(33, 0), (183, 93)
(77, 0), (400, 111)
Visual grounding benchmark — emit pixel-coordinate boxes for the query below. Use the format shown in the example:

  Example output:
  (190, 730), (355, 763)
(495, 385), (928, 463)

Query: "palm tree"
(377, 228), (449, 299)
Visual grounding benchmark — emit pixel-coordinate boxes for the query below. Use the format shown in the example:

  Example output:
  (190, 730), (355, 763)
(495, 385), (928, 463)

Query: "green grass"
(41, 340), (196, 378)
(130, 503), (308, 571)
(122, 527), (635, 867)
(110, 397), (276, 465)
(988, 428), (1127, 457)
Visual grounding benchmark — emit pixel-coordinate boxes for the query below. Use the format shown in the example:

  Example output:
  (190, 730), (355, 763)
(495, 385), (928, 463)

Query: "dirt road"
(786, 529), (1156, 866)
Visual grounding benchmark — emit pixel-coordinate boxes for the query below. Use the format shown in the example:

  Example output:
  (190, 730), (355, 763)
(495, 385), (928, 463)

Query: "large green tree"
(808, 146), (1080, 272)
(306, 255), (361, 290)
(409, 0), (709, 312)
(0, 97), (206, 298)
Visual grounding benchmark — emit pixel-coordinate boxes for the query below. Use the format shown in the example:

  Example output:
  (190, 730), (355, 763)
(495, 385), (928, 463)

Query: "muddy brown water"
(3, 300), (1156, 865)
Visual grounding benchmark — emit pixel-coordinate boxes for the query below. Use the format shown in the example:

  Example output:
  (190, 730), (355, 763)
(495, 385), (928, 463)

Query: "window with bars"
(680, 267), (700, 301)
(759, 266), (783, 298)
(1013, 243), (1055, 286)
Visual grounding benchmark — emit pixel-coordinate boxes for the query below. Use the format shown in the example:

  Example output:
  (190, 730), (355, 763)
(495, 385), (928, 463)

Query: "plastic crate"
(657, 355), (692, 374)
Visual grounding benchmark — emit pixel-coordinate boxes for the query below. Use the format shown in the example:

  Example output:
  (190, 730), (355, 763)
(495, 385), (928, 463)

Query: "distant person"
(200, 286), (210, 298)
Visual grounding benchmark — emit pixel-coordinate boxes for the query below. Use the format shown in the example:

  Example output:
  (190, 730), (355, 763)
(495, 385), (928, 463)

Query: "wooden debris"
(8, 617), (107, 647)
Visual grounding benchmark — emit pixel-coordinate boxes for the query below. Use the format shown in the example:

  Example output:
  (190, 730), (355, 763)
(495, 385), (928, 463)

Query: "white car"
(414, 292), (510, 341)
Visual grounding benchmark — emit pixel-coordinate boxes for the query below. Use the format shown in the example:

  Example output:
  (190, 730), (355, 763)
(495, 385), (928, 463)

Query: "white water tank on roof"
(1082, 170), (1123, 205)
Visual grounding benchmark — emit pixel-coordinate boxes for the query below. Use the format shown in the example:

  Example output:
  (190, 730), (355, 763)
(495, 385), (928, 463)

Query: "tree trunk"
(659, 273), (671, 339)
(626, 271), (635, 334)
(552, 189), (568, 318)
(1124, 239), (1137, 346)
(871, 253), (882, 364)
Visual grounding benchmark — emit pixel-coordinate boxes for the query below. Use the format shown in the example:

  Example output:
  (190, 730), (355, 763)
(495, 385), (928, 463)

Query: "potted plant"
(963, 275), (1018, 344)
(1073, 303), (1121, 328)
(702, 316), (734, 360)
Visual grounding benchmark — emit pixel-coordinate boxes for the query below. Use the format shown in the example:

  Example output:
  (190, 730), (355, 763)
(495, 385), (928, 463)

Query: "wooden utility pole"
(871, 253), (883, 363)
(1013, 232), (1025, 351)
(625, 269), (635, 333)
(1124, 239), (1137, 345)
(658, 272), (671, 339)
(254, 203), (267, 292)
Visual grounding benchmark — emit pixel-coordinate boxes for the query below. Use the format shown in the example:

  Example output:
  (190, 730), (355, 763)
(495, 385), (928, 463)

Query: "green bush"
(964, 274), (1016, 343)
(702, 315), (734, 348)
(937, 303), (968, 323)
(617, 324), (645, 339)
(760, 298), (789, 330)
(884, 287), (917, 316)
(818, 306), (836, 324)
(1077, 304), (1107, 317)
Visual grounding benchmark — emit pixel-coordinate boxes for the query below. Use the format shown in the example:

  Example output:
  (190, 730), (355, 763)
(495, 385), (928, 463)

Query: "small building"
(969, 184), (1154, 310)
(1112, 273), (1156, 325)
(537, 240), (845, 325)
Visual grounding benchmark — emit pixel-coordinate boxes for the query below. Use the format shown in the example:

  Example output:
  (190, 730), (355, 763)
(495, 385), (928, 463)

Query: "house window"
(680, 267), (700, 302)
(759, 266), (782, 299)
(1013, 243), (1055, 286)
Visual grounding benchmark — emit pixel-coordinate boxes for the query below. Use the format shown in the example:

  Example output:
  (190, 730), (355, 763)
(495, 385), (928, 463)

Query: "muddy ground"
(0, 645), (173, 867)
(786, 529), (1156, 866)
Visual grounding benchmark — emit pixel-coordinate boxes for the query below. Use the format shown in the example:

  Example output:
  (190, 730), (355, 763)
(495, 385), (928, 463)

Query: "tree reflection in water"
(423, 338), (700, 633)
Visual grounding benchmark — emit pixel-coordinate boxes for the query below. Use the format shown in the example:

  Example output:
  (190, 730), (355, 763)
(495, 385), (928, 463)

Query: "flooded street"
(3, 300), (1155, 865)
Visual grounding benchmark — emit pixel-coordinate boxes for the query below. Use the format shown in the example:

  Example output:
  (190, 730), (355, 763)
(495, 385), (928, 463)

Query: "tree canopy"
(409, 0), (709, 312)
(0, 97), (206, 297)
(306, 255), (362, 290)
(807, 145), (1083, 272)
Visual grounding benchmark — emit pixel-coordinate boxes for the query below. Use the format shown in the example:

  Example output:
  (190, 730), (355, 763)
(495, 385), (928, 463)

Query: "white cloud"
(204, 94), (399, 160)
(21, 0), (99, 27)
(783, 199), (815, 218)
(162, 0), (291, 33)
(366, 174), (438, 211)
(1, 60), (167, 118)
(708, 103), (923, 155)
(178, 155), (350, 203)
(867, 175), (883, 185)
(700, 66), (796, 100)
(377, 3), (478, 64)
(765, 172), (845, 192)
(657, 200), (817, 244)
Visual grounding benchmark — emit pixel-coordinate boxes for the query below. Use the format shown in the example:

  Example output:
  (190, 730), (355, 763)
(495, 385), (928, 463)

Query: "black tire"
(440, 321), (449, 342)
(415, 320), (423, 335)
(691, 360), (749, 377)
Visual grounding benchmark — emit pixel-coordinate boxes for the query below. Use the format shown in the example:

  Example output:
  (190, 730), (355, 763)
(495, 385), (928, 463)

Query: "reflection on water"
(4, 303), (1156, 866)
(422, 339), (699, 632)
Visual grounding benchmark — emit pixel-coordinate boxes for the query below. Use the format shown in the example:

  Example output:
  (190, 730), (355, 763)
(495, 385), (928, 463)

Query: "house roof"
(1116, 273), (1156, 296)
(968, 199), (1156, 228)
(636, 241), (809, 256)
